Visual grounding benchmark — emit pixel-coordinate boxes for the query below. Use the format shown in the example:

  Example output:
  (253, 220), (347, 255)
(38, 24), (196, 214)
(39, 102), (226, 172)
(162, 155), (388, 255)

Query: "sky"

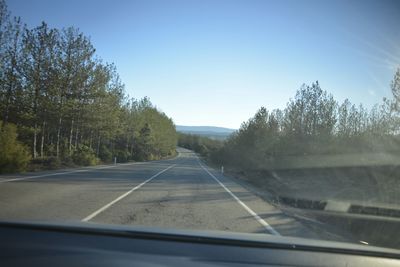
(7, 0), (400, 129)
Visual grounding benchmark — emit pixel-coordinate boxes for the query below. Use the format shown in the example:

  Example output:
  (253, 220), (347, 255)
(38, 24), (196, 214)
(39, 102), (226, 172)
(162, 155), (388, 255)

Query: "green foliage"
(72, 145), (99, 166)
(116, 150), (130, 163)
(391, 68), (400, 111)
(30, 156), (61, 170)
(212, 75), (400, 171)
(178, 133), (222, 158)
(98, 144), (113, 162)
(134, 123), (155, 161)
(0, 1), (177, 171)
(0, 123), (31, 173)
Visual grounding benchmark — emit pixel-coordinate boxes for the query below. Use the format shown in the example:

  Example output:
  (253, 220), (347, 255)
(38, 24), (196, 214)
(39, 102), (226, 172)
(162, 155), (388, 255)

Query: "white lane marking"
(0, 162), (145, 183)
(0, 170), (94, 183)
(82, 164), (176, 222)
(199, 162), (280, 236)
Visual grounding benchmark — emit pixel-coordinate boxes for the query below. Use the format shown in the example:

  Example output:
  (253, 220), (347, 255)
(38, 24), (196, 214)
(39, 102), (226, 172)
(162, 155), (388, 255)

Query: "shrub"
(31, 156), (61, 169)
(116, 150), (129, 163)
(72, 145), (99, 166)
(98, 144), (112, 162)
(61, 155), (74, 166)
(0, 123), (31, 173)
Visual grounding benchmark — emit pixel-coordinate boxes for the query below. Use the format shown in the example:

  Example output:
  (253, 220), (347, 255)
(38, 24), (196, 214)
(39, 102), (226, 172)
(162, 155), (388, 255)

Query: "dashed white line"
(82, 164), (176, 222)
(199, 161), (280, 236)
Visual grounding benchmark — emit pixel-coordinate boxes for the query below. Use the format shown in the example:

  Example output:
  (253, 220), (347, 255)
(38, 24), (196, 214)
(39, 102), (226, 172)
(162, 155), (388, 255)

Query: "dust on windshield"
(0, 0), (399, 250)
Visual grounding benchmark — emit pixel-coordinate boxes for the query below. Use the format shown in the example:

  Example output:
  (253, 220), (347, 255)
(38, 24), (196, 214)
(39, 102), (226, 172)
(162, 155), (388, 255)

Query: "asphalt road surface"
(0, 148), (349, 241)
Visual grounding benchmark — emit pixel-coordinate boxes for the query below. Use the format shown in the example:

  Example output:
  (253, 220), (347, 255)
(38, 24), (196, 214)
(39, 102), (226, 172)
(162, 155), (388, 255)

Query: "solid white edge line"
(199, 161), (280, 236)
(81, 164), (176, 222)
(0, 161), (147, 183)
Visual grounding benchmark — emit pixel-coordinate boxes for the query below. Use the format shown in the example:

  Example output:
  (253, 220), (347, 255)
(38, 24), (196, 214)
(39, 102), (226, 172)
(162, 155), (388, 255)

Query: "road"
(0, 148), (348, 241)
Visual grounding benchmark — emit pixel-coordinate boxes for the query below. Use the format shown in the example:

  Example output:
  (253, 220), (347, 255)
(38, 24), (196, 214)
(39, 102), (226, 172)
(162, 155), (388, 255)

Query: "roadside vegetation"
(212, 69), (400, 171)
(178, 133), (223, 160)
(178, 69), (400, 173)
(0, 1), (176, 173)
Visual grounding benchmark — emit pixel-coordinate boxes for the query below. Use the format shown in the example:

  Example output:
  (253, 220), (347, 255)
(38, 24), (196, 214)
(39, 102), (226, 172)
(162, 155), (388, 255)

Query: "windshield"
(1, 0), (399, 251)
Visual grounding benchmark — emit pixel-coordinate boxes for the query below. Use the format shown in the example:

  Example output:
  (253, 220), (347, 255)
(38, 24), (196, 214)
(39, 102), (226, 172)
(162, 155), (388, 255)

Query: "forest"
(2, 0), (399, 175)
(0, 1), (177, 173)
(180, 69), (400, 171)
(177, 132), (223, 159)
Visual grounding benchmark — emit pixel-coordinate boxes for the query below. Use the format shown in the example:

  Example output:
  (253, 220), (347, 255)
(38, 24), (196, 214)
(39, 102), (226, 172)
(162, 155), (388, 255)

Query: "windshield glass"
(1, 0), (399, 251)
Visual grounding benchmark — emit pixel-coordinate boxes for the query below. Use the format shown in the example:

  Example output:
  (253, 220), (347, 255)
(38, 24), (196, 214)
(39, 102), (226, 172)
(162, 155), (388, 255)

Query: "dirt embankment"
(226, 154), (400, 214)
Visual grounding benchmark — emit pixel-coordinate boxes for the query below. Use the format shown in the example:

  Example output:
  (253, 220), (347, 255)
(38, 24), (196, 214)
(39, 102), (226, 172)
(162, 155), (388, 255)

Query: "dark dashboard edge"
(1, 220), (399, 260)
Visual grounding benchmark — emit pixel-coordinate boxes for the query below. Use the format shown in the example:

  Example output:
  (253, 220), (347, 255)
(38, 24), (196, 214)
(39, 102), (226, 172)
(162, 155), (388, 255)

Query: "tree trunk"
(125, 133), (129, 152)
(2, 89), (11, 126)
(2, 35), (18, 126)
(89, 131), (93, 149)
(96, 134), (101, 157)
(130, 140), (134, 157)
(33, 122), (38, 159)
(40, 120), (46, 157)
(56, 116), (62, 158)
(74, 123), (79, 148)
(69, 118), (74, 154)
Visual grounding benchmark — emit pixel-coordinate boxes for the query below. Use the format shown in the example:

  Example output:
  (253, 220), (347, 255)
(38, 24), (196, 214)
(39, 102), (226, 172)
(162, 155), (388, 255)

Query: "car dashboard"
(0, 221), (399, 267)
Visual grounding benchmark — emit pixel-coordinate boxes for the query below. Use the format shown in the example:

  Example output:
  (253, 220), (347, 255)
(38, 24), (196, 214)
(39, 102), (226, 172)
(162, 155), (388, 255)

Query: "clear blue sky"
(7, 0), (400, 129)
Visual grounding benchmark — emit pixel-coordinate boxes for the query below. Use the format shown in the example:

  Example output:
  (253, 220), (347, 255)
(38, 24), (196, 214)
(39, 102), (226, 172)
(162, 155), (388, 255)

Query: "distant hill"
(176, 125), (235, 133)
(176, 125), (236, 140)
